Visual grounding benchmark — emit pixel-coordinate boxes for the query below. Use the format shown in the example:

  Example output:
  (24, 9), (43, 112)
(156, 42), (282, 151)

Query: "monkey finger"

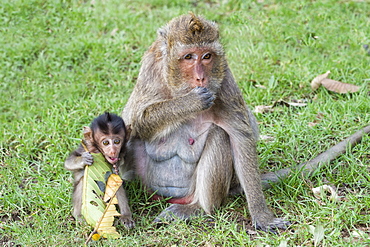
(82, 158), (94, 166)
(255, 218), (291, 233)
(200, 93), (215, 108)
(81, 152), (94, 165)
(204, 95), (215, 105)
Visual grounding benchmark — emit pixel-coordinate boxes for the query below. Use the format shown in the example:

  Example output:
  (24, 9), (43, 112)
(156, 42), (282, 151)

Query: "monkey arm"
(125, 87), (214, 141)
(64, 145), (93, 171)
(217, 74), (289, 230)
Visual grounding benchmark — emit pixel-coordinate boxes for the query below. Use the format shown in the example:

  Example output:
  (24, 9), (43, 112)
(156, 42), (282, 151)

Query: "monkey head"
(157, 13), (227, 95)
(83, 112), (129, 165)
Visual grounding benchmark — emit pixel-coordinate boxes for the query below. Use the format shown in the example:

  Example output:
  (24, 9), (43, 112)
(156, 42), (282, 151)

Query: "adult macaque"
(65, 112), (134, 229)
(121, 13), (289, 232)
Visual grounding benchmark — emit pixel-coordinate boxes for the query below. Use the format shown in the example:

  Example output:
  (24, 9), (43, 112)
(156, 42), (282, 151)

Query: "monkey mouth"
(106, 156), (119, 164)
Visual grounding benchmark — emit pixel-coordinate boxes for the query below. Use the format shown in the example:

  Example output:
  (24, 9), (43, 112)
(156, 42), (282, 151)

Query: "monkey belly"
(147, 156), (196, 198)
(144, 122), (211, 198)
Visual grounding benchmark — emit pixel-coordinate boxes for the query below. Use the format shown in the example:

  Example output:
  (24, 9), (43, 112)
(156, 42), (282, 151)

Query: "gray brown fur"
(121, 14), (289, 231)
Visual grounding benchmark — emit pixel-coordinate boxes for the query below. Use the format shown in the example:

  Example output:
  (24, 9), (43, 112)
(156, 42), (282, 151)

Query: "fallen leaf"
(321, 78), (360, 93)
(311, 71), (330, 90)
(309, 224), (325, 247)
(255, 84), (267, 89)
(308, 122), (318, 127)
(311, 71), (360, 93)
(260, 135), (275, 141)
(308, 112), (325, 127)
(312, 185), (339, 202)
(273, 100), (307, 107)
(278, 240), (288, 247)
(254, 105), (273, 114)
(246, 229), (258, 235)
(254, 100), (307, 114)
(352, 229), (366, 238)
(110, 28), (119, 36)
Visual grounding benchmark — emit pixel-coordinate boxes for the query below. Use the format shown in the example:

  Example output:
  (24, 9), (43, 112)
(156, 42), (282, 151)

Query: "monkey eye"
(184, 54), (192, 60)
(102, 140), (109, 146)
(114, 139), (121, 145)
(202, 53), (212, 59)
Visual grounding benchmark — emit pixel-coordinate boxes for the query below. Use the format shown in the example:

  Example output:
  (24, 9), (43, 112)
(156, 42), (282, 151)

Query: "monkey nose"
(196, 77), (205, 87)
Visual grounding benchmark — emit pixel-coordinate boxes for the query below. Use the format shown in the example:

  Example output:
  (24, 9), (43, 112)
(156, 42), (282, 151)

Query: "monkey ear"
(157, 27), (168, 39)
(125, 125), (132, 143)
(157, 27), (168, 56)
(83, 126), (93, 143)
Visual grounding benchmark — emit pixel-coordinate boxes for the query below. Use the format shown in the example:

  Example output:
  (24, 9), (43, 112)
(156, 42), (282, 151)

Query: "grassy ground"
(1, 0), (369, 246)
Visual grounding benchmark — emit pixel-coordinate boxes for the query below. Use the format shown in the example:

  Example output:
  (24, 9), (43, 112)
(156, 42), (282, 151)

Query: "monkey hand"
(81, 151), (94, 166)
(192, 86), (215, 110)
(254, 217), (291, 234)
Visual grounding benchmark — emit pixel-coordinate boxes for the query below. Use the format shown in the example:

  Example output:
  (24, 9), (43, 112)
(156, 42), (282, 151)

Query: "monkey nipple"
(188, 138), (195, 145)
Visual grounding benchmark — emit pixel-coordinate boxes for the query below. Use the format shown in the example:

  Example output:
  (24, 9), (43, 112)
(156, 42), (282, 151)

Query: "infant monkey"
(65, 112), (134, 229)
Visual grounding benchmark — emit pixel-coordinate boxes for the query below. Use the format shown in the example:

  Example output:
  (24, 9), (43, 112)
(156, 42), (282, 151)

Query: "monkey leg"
(116, 186), (135, 229)
(72, 179), (83, 219)
(154, 125), (233, 223)
(193, 125), (233, 213)
(231, 142), (291, 233)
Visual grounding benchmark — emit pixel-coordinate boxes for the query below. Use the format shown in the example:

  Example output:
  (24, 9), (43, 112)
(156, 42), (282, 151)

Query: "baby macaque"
(65, 112), (134, 229)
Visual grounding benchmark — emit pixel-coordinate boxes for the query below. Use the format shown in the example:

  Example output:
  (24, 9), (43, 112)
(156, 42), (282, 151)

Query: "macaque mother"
(122, 13), (289, 231)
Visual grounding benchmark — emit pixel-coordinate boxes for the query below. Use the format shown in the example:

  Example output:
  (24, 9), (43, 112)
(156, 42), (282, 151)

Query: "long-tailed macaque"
(121, 14), (289, 232)
(65, 112), (134, 229)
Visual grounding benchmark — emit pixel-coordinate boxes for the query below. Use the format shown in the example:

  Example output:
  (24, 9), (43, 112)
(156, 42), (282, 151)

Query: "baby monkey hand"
(81, 151), (94, 166)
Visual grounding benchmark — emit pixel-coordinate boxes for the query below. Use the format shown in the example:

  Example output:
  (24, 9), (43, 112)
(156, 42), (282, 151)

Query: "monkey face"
(177, 48), (215, 89)
(94, 130), (125, 164)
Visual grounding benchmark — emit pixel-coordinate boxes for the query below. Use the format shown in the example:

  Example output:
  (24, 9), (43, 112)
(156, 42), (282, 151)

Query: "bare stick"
(261, 125), (370, 189)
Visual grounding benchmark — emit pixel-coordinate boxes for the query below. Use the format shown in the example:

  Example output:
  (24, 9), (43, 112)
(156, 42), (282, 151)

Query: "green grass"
(1, 0), (369, 246)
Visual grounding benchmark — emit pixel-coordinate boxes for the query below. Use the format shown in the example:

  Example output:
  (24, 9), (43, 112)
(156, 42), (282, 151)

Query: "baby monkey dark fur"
(65, 112), (134, 229)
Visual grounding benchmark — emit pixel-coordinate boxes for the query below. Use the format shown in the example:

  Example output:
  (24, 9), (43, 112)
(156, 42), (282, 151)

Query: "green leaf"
(81, 153), (122, 240)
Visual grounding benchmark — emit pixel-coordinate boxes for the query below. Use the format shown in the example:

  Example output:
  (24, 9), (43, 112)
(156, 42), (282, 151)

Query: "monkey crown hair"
(91, 112), (126, 135)
(158, 13), (220, 48)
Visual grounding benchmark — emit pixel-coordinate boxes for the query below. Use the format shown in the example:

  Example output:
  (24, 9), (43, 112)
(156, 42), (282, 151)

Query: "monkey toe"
(272, 218), (291, 230)
(256, 218), (291, 233)
(120, 217), (135, 229)
(153, 204), (202, 224)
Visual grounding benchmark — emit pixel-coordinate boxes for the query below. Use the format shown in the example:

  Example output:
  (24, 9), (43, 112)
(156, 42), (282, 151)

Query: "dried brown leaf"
(253, 105), (273, 114)
(255, 84), (267, 89)
(312, 185), (339, 202)
(311, 71), (330, 90)
(273, 100), (307, 107)
(311, 71), (360, 93)
(260, 135), (275, 141)
(308, 122), (318, 127)
(321, 78), (360, 93)
(110, 28), (119, 36)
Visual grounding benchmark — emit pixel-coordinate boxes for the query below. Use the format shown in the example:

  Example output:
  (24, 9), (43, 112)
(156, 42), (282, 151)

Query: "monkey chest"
(145, 121), (212, 164)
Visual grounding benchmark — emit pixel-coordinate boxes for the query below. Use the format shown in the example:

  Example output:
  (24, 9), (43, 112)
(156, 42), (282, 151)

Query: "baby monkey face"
(95, 130), (125, 164)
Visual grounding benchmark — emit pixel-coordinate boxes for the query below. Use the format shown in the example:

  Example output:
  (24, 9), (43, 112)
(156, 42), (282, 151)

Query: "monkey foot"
(255, 218), (291, 234)
(153, 204), (203, 223)
(119, 217), (135, 229)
